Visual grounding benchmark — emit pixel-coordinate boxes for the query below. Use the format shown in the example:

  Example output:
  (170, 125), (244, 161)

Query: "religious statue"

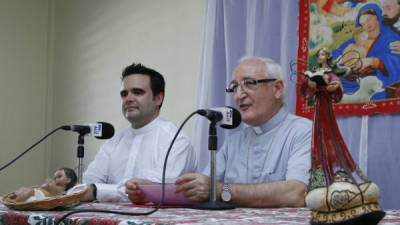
(300, 47), (385, 225)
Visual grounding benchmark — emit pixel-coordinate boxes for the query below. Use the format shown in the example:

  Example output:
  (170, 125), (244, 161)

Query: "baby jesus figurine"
(8, 168), (77, 202)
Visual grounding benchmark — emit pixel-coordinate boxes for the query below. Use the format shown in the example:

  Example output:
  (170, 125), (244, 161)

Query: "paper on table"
(137, 184), (197, 206)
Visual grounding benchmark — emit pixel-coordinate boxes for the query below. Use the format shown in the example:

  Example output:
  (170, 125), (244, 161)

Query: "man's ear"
(273, 79), (284, 100)
(154, 92), (164, 108)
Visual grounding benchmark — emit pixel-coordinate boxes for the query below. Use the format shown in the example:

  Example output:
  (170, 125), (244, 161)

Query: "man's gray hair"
(238, 56), (287, 103)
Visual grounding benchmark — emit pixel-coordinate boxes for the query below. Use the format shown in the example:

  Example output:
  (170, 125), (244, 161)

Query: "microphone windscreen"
(220, 107), (241, 129)
(96, 122), (115, 139)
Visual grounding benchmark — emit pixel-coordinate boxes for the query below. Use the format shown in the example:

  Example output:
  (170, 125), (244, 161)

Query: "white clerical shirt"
(206, 106), (312, 185)
(83, 117), (197, 202)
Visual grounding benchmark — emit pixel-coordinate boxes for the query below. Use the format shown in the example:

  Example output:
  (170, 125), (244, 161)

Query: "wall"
(49, 0), (204, 174)
(0, 0), (50, 193)
(0, 0), (204, 194)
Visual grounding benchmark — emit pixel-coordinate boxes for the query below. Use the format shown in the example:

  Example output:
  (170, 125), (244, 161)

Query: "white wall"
(49, 0), (204, 174)
(0, 0), (50, 194)
(0, 0), (204, 195)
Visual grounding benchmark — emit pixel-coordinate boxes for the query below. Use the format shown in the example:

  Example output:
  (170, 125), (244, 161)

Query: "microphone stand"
(192, 122), (235, 210)
(76, 134), (85, 183)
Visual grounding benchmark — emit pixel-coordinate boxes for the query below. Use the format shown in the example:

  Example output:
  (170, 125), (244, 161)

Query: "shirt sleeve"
(95, 183), (128, 202)
(83, 139), (128, 202)
(286, 119), (312, 185)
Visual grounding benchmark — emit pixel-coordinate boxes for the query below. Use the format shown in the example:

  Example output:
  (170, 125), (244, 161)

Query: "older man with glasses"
(175, 57), (312, 208)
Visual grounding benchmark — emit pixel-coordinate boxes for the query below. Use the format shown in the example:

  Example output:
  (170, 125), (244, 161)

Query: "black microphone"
(197, 106), (241, 129)
(61, 122), (115, 139)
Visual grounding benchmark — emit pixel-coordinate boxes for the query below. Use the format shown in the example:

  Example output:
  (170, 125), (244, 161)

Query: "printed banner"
(296, 0), (400, 118)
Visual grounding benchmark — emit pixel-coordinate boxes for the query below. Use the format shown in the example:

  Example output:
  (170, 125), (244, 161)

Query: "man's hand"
(125, 178), (153, 204)
(80, 184), (95, 202)
(175, 173), (210, 202)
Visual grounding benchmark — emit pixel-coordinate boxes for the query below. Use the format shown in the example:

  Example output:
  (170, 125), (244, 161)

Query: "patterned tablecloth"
(1, 201), (399, 225)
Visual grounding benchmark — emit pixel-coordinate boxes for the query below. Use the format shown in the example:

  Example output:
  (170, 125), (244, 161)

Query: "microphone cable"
(0, 127), (64, 172)
(0, 122), (114, 172)
(54, 110), (200, 225)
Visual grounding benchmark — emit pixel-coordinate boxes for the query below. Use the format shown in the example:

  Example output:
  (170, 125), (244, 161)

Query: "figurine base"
(311, 203), (385, 225)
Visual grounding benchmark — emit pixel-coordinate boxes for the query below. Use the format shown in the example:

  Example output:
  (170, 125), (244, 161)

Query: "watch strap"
(221, 183), (232, 202)
(92, 184), (97, 200)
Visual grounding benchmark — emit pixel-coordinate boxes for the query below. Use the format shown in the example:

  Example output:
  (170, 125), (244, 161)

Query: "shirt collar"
(251, 106), (288, 135)
(129, 116), (160, 135)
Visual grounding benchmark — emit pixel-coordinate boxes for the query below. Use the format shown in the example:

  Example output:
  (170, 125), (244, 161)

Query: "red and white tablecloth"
(1, 201), (399, 224)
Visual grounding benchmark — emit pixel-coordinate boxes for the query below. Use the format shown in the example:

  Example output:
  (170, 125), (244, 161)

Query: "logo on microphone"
(91, 124), (103, 137)
(224, 108), (233, 125)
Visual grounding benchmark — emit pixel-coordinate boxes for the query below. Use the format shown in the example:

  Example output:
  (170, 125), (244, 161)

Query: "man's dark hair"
(121, 63), (165, 109)
(60, 168), (77, 191)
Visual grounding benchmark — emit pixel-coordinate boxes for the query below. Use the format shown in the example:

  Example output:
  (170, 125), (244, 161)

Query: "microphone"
(61, 122), (115, 139)
(197, 106), (241, 129)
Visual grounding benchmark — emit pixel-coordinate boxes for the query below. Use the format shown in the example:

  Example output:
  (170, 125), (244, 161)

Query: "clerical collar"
(130, 116), (160, 135)
(251, 106), (288, 135)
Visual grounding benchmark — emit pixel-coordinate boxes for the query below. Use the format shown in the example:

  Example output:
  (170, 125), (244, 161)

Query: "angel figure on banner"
(299, 47), (385, 225)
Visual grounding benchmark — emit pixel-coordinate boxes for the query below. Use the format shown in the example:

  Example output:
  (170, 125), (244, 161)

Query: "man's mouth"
(239, 103), (250, 111)
(125, 105), (139, 111)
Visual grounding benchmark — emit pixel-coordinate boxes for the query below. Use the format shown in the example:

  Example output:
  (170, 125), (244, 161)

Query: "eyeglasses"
(225, 78), (277, 93)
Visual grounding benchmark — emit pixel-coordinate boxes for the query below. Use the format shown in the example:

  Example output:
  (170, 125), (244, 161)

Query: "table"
(1, 201), (399, 225)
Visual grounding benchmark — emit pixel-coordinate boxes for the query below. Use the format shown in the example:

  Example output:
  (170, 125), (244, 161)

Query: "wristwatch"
(91, 184), (97, 200)
(221, 183), (231, 202)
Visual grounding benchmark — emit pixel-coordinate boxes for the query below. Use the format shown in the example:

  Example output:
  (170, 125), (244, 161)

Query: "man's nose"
(235, 85), (247, 98)
(124, 92), (136, 102)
